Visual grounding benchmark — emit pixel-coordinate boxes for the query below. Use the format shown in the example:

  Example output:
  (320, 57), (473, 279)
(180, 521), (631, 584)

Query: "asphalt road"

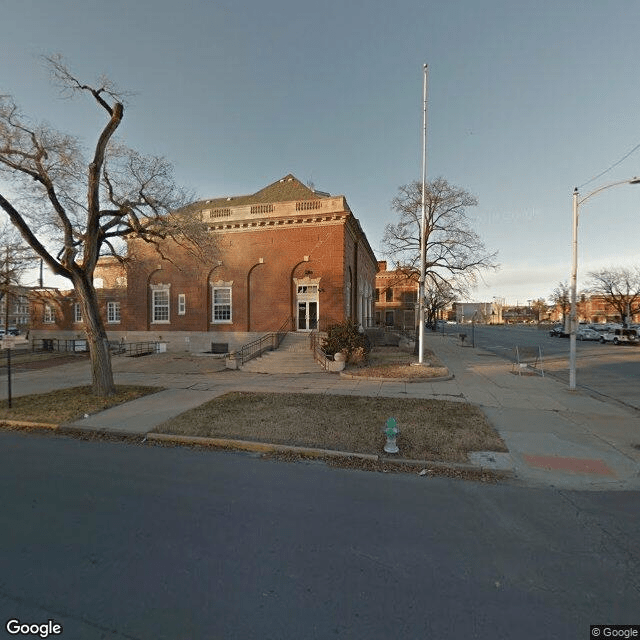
(0, 431), (639, 639)
(439, 324), (640, 410)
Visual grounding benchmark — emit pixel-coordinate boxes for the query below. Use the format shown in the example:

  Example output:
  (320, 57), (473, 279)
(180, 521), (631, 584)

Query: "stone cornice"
(207, 213), (348, 233)
(199, 195), (350, 224)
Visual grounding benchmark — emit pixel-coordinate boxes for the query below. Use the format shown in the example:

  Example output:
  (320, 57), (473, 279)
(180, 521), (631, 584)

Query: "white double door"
(296, 283), (319, 331)
(297, 300), (318, 331)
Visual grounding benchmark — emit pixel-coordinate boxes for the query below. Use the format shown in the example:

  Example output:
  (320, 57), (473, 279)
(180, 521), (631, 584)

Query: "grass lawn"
(154, 392), (507, 463)
(0, 386), (160, 425)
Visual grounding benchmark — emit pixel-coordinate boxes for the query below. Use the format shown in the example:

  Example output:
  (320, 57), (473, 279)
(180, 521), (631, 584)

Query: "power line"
(578, 140), (640, 189)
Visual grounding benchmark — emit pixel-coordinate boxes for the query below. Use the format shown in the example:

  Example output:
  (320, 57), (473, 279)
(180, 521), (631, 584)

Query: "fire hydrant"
(383, 417), (399, 454)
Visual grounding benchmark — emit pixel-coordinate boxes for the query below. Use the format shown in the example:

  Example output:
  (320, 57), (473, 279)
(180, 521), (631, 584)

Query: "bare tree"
(0, 221), (36, 331)
(424, 281), (456, 327)
(0, 222), (35, 300)
(587, 266), (640, 326)
(0, 56), (206, 396)
(530, 298), (548, 323)
(550, 282), (571, 326)
(382, 177), (498, 296)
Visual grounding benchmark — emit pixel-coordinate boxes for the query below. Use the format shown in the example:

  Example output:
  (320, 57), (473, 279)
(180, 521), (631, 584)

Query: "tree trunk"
(73, 274), (116, 397)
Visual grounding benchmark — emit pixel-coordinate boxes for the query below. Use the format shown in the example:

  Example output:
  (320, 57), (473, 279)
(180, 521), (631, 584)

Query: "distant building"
(374, 261), (418, 329)
(455, 302), (503, 324)
(0, 287), (31, 333)
(549, 294), (640, 325)
(501, 305), (537, 324)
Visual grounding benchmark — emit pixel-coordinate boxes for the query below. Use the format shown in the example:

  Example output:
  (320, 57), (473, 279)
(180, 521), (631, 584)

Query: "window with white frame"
(73, 302), (83, 323)
(43, 305), (56, 324)
(178, 294), (186, 315)
(151, 286), (170, 323)
(212, 286), (232, 323)
(107, 301), (121, 324)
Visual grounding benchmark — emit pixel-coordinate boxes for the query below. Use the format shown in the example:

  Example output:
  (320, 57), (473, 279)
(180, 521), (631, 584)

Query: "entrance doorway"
(297, 300), (318, 331)
(295, 281), (320, 331)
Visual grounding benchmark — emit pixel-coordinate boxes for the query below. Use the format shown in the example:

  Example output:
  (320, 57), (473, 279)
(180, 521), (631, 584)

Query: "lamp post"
(568, 177), (640, 390)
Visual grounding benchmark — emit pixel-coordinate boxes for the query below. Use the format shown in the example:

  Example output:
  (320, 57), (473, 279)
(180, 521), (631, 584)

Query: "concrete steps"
(240, 332), (322, 374)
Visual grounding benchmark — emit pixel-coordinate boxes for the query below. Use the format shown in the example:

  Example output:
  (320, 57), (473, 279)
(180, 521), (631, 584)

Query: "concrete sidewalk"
(4, 338), (640, 490)
(422, 333), (640, 490)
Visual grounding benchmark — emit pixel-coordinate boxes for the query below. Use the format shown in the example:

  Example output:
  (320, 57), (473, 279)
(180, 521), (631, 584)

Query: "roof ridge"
(186, 174), (332, 212)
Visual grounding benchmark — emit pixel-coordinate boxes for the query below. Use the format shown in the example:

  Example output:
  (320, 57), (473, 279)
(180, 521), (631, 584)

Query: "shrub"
(322, 319), (370, 363)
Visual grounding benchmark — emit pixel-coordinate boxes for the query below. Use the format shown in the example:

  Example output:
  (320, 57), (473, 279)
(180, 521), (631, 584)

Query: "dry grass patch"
(0, 386), (160, 425)
(0, 351), (89, 370)
(155, 392), (506, 463)
(347, 346), (450, 379)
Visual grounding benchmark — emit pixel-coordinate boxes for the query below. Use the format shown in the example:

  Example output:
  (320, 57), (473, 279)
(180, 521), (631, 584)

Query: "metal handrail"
(120, 341), (158, 357)
(31, 338), (89, 353)
(310, 331), (329, 370)
(30, 338), (158, 356)
(232, 316), (292, 366)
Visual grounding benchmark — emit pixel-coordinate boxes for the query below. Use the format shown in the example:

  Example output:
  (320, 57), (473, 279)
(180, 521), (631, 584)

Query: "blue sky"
(2, 0), (639, 304)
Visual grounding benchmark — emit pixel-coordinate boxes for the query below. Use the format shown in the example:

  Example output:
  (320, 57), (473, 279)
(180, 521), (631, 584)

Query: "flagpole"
(418, 63), (428, 364)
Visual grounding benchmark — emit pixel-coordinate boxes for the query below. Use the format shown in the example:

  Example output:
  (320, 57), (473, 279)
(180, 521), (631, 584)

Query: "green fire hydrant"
(383, 417), (399, 454)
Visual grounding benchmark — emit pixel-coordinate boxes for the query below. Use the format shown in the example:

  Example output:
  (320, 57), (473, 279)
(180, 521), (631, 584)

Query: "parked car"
(549, 325), (568, 337)
(577, 327), (601, 341)
(599, 328), (639, 345)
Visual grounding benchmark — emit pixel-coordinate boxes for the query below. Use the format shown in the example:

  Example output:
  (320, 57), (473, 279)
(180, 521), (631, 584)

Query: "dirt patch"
(111, 353), (227, 374)
(345, 345), (450, 379)
(0, 352), (90, 371)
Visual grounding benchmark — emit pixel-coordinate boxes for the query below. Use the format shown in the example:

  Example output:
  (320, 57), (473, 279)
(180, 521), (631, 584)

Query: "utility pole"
(417, 63), (428, 364)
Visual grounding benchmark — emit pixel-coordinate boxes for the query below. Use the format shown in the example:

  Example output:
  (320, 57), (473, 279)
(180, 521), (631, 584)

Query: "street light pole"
(568, 177), (640, 390)
(569, 188), (579, 390)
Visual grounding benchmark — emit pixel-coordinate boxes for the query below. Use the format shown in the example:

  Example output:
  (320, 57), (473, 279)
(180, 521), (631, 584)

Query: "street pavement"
(2, 333), (639, 490)
(2, 432), (638, 639)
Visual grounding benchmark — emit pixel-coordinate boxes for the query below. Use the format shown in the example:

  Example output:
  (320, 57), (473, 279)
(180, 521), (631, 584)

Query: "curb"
(146, 433), (379, 461)
(145, 433), (513, 477)
(0, 421), (513, 478)
(57, 424), (146, 438)
(0, 419), (59, 429)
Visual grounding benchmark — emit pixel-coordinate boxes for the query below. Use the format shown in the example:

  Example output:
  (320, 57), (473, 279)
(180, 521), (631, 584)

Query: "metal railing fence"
(309, 331), (329, 370)
(30, 338), (159, 356)
(231, 316), (292, 366)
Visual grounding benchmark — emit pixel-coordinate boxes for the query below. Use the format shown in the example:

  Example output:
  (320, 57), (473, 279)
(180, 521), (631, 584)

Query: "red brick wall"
(124, 220), (351, 333)
(30, 216), (379, 337)
(375, 265), (418, 328)
(30, 288), (128, 332)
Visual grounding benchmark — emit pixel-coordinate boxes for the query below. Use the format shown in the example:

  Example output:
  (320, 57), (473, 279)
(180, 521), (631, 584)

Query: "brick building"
(30, 175), (378, 352)
(548, 294), (640, 325)
(374, 262), (418, 329)
(0, 286), (30, 333)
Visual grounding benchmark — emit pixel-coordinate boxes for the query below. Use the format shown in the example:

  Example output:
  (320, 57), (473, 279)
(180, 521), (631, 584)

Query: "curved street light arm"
(576, 177), (640, 206)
